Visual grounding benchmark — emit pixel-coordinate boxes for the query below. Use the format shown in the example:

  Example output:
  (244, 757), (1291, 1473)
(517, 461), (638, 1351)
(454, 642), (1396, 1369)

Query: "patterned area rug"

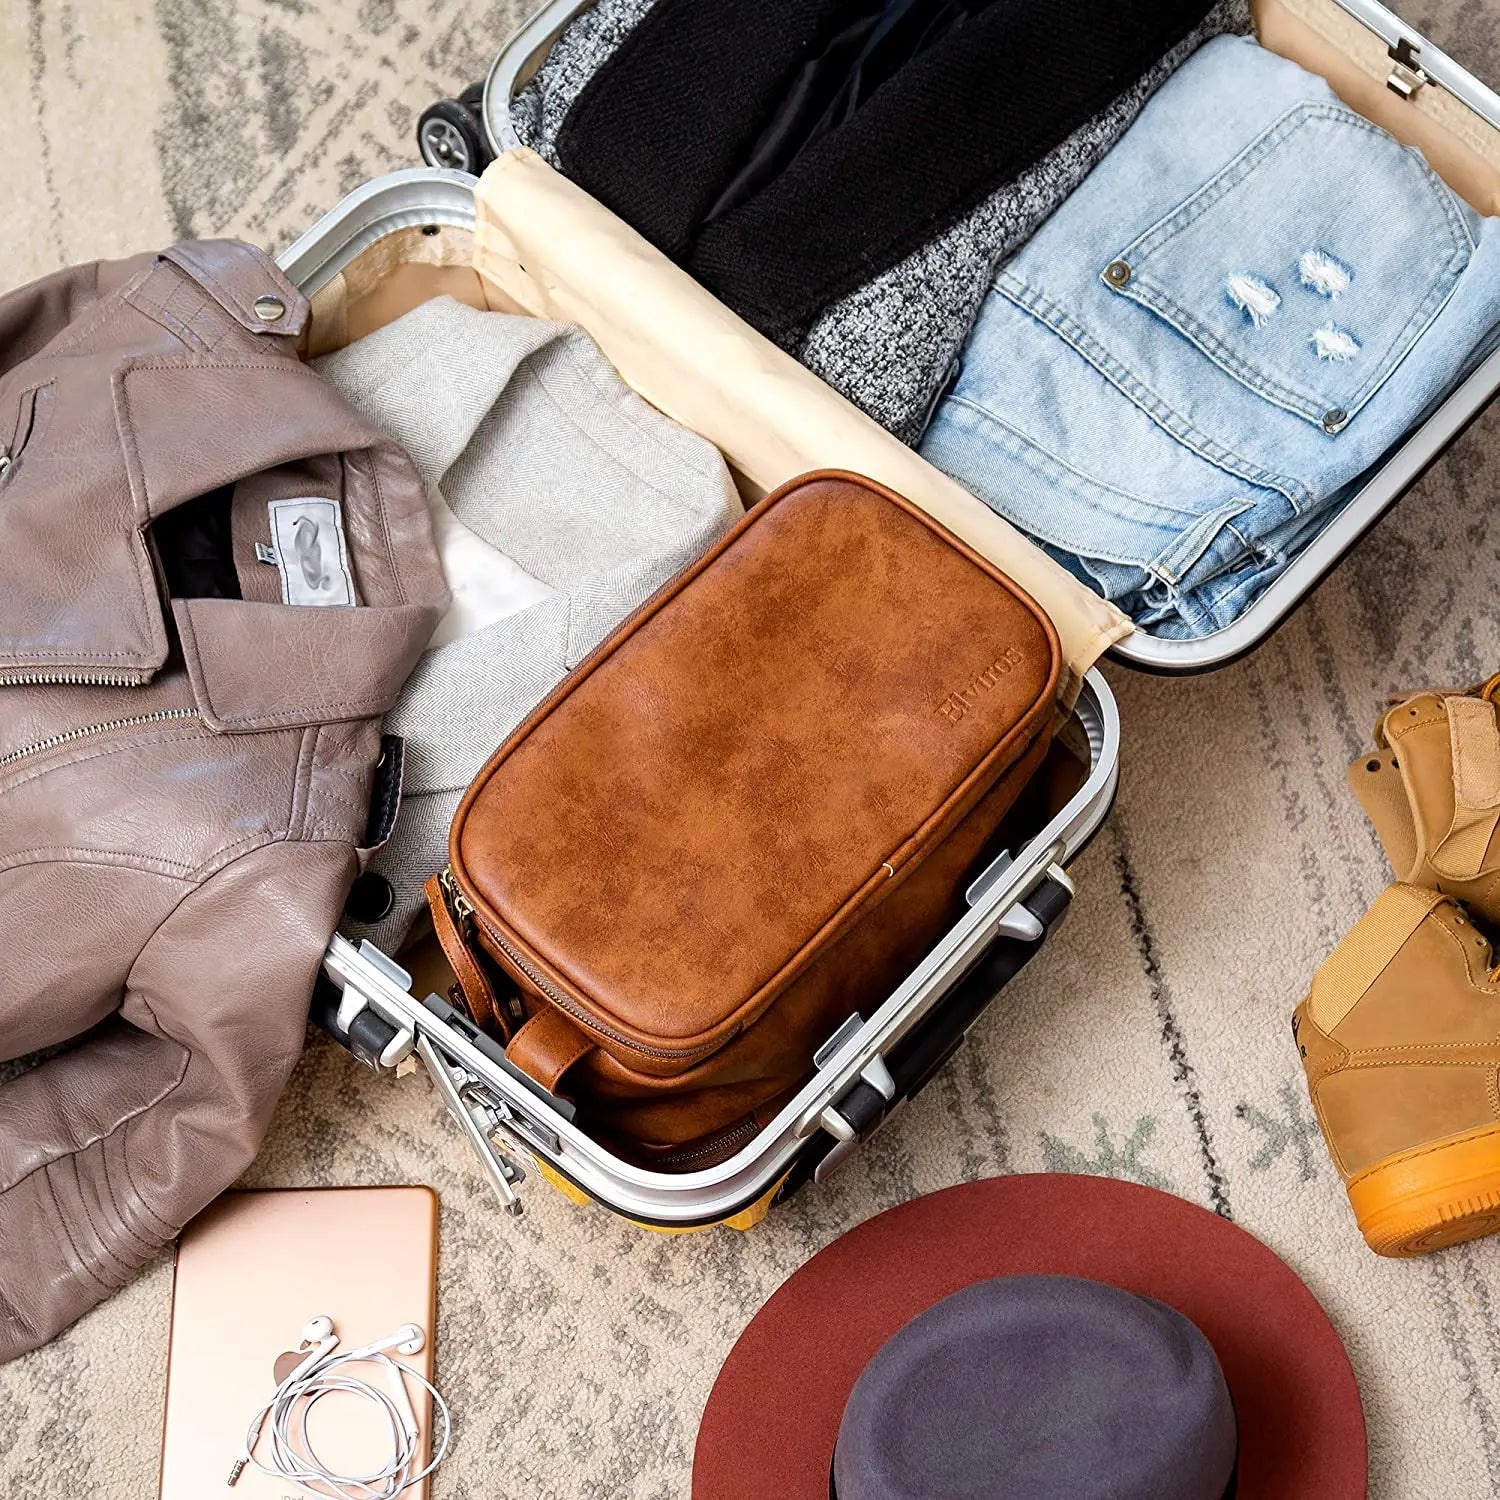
(5, 2), (1500, 1496)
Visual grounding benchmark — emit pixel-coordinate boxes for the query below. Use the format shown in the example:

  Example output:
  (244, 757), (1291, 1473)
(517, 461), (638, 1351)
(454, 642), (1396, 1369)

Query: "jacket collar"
(114, 352), (447, 730)
(0, 242), (445, 726)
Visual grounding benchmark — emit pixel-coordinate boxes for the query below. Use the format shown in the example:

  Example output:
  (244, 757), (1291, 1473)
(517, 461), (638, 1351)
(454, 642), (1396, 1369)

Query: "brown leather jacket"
(0, 241), (447, 1361)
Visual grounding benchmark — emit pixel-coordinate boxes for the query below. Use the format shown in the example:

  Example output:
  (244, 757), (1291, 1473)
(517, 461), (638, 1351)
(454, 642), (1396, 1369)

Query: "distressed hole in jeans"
(1225, 273), (1281, 328)
(1299, 248), (1353, 299)
(1312, 323), (1361, 363)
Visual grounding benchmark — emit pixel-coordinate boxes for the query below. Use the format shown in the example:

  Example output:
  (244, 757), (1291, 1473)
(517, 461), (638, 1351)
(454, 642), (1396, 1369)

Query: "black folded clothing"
(556, 0), (1226, 348)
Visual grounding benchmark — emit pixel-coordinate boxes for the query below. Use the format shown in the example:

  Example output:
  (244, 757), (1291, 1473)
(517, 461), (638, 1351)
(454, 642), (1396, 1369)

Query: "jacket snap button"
(252, 294), (287, 323)
(1321, 407), (1349, 434)
(1103, 260), (1132, 288)
(344, 871), (395, 924)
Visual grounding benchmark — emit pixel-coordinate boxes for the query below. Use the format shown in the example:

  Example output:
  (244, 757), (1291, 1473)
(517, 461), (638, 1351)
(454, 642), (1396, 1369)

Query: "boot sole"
(1348, 1122), (1500, 1257)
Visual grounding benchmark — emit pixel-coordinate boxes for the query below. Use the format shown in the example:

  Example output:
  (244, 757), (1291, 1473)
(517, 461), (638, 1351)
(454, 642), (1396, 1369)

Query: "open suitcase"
(310, 0), (1500, 1226)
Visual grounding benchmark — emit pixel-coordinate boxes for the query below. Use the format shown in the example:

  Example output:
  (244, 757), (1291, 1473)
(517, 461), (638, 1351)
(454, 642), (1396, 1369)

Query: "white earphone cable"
(231, 1324), (452, 1500)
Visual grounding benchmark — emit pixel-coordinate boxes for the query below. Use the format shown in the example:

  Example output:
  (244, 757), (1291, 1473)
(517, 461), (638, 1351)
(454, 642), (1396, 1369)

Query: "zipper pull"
(435, 868), (525, 1032)
(438, 866), (476, 934)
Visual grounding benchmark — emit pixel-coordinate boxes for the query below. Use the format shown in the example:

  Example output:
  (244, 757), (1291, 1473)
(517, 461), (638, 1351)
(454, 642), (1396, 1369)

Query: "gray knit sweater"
(317, 297), (742, 950)
(512, 0), (1254, 443)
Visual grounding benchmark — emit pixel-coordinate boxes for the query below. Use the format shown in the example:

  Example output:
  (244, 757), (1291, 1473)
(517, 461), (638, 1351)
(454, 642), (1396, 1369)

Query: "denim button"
(1103, 260), (1132, 288)
(1320, 407), (1350, 434)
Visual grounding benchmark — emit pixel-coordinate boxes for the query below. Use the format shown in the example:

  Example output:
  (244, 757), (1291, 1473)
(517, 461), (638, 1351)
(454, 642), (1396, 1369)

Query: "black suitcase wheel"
(417, 96), (491, 174)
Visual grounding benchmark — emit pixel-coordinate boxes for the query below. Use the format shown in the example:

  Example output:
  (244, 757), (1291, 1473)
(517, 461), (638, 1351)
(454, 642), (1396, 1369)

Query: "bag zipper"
(436, 869), (525, 1030)
(0, 707), (197, 771)
(648, 1116), (760, 1171)
(442, 866), (721, 1062)
(438, 866), (477, 931)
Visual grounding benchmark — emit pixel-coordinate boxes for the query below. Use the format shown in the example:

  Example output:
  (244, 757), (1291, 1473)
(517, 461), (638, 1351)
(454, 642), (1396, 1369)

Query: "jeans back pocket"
(1103, 101), (1473, 435)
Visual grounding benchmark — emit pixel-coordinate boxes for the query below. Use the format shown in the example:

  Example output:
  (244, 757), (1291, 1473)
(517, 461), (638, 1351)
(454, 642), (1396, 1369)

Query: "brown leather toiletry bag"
(427, 470), (1061, 1168)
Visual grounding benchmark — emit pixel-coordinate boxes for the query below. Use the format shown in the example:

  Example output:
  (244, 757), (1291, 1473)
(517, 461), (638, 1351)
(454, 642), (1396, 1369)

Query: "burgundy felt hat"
(693, 1175), (1366, 1500)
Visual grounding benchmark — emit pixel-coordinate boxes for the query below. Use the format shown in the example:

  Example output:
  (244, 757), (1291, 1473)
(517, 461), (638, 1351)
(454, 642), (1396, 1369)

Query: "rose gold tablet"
(159, 1186), (439, 1500)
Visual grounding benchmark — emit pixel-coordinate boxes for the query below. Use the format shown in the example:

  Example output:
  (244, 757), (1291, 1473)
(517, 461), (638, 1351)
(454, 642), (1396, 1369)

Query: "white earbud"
(233, 1316), (446, 1496)
(338, 1322), (424, 1362)
(300, 1314), (335, 1345)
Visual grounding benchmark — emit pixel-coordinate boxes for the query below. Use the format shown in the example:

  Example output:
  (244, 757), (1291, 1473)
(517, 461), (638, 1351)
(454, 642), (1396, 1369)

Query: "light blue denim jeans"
(920, 35), (1500, 638)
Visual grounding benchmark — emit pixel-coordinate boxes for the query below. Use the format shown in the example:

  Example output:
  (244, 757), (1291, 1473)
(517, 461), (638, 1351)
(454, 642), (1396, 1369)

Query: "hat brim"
(693, 1175), (1365, 1500)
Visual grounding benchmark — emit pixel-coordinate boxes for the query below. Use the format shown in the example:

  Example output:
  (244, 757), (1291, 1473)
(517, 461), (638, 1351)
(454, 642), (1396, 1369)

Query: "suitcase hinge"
(414, 1033), (529, 1216)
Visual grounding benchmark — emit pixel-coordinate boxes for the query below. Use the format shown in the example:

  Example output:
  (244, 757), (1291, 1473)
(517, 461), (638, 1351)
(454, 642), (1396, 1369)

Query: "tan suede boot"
(1295, 883), (1500, 1256)
(1349, 675), (1500, 922)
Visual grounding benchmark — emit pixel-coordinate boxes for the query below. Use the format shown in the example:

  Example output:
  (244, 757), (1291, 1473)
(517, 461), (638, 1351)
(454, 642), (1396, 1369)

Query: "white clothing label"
(266, 497), (356, 608)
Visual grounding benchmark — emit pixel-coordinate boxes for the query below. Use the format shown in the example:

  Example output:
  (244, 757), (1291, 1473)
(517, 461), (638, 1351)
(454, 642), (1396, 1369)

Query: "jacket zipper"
(0, 708), (197, 771)
(0, 670), (151, 689)
(1, 387), (40, 489)
(443, 866), (721, 1062)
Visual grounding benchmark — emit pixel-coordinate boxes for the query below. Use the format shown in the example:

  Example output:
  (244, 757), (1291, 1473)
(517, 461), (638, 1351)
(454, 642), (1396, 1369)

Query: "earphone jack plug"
(226, 1455), (248, 1487)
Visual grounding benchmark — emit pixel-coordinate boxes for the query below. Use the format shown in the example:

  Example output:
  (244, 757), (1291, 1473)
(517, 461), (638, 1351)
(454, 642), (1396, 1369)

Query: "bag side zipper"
(0, 707), (198, 771)
(647, 1116), (760, 1171)
(440, 866), (725, 1063)
(436, 869), (525, 1031)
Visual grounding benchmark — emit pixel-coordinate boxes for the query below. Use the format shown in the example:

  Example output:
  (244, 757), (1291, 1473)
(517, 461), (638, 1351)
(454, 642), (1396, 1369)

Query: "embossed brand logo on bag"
(936, 647), (1025, 725)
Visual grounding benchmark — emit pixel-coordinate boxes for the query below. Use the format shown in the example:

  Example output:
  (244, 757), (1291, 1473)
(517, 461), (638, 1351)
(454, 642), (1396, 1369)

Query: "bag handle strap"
(507, 1009), (595, 1094)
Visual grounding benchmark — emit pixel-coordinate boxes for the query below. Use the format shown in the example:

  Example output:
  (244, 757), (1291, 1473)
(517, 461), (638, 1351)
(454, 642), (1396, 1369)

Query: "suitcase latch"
(332, 942), (418, 1069)
(1387, 37), (1429, 101)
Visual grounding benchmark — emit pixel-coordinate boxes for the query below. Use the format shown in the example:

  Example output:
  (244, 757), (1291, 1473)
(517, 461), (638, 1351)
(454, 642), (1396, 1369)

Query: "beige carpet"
(6, 2), (1500, 1496)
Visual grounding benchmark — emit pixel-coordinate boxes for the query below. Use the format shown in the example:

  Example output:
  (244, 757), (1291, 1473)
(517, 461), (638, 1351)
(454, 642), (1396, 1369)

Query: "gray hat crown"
(832, 1273), (1238, 1500)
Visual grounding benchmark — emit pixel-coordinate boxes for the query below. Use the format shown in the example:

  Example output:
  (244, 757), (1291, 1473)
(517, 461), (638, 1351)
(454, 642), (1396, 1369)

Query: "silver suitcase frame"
(478, 0), (1500, 675)
(278, 160), (1124, 1229)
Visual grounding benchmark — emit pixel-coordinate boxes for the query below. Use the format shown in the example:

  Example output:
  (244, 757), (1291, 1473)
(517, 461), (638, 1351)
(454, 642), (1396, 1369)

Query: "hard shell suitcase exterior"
(302, 0), (1500, 1226)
